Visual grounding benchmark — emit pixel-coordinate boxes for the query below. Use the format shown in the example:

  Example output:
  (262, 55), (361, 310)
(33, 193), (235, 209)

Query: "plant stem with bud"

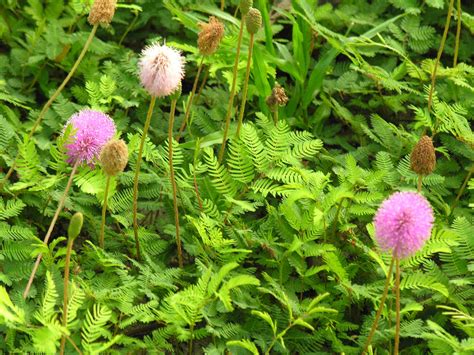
(394, 257), (401, 355)
(23, 161), (80, 299)
(99, 175), (111, 248)
(132, 96), (157, 261)
(218, 16), (245, 162)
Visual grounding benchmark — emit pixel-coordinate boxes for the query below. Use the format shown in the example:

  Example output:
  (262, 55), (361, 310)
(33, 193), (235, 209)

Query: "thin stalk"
(195, 66), (209, 102)
(362, 257), (395, 354)
(394, 257), (401, 355)
(273, 109), (278, 125)
(60, 237), (75, 355)
(220, 0), (225, 11)
(133, 96), (157, 261)
(417, 175), (422, 193)
(2, 24), (98, 187)
(428, 0), (455, 114)
(453, 0), (462, 67)
(236, 33), (255, 137)
(193, 171), (203, 211)
(168, 99), (183, 268)
(99, 175), (111, 249)
(450, 165), (473, 216)
(331, 198), (345, 237)
(177, 56), (205, 141)
(23, 161), (80, 299)
(218, 15), (245, 162)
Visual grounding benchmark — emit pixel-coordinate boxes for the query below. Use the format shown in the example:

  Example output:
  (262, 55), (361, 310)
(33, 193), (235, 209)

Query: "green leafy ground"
(0, 0), (473, 353)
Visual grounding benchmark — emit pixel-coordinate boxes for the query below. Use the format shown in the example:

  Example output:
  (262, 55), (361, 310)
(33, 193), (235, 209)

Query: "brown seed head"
(100, 139), (129, 176)
(198, 16), (225, 56)
(88, 0), (117, 26)
(246, 8), (262, 35)
(266, 84), (289, 110)
(410, 135), (436, 176)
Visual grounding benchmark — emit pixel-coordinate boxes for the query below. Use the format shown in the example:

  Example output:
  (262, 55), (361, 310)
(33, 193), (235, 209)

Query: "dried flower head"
(266, 84), (288, 110)
(246, 8), (262, 34)
(374, 191), (434, 259)
(100, 139), (129, 176)
(410, 135), (436, 176)
(240, 0), (253, 15)
(139, 43), (185, 98)
(64, 110), (116, 167)
(198, 16), (225, 56)
(88, 0), (116, 26)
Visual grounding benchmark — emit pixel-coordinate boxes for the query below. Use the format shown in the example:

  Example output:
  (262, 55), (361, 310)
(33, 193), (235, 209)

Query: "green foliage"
(0, 0), (473, 353)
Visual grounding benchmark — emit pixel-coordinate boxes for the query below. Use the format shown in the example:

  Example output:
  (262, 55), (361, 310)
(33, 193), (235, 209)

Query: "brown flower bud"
(198, 16), (225, 56)
(100, 139), (129, 176)
(266, 84), (288, 110)
(88, 0), (117, 26)
(240, 0), (253, 16)
(410, 136), (436, 176)
(246, 8), (262, 35)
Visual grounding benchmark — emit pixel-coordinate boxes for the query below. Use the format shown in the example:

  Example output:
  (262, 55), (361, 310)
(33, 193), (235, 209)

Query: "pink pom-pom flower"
(64, 109), (116, 167)
(138, 43), (185, 97)
(374, 191), (434, 259)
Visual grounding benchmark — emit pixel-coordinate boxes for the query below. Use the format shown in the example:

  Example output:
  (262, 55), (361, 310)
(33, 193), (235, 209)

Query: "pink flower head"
(374, 191), (434, 259)
(138, 43), (185, 97)
(64, 110), (116, 167)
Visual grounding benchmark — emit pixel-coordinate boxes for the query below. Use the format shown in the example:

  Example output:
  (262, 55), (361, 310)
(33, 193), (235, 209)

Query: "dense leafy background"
(0, 0), (473, 353)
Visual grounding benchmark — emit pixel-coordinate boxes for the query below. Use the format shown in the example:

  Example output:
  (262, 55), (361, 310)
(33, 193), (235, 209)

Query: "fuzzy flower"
(100, 139), (128, 176)
(64, 110), (116, 167)
(88, 0), (116, 26)
(374, 191), (434, 259)
(139, 43), (185, 98)
(198, 16), (225, 56)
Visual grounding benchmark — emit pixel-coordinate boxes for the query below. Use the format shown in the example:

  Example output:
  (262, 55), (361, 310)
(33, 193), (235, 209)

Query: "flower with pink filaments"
(64, 109), (116, 167)
(374, 191), (434, 259)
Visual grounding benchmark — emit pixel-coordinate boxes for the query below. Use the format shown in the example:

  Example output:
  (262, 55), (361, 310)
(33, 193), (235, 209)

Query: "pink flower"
(138, 43), (185, 97)
(64, 110), (116, 167)
(374, 191), (434, 258)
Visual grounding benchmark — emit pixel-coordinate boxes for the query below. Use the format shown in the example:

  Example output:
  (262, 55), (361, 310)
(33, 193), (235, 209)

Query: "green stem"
(236, 33), (255, 137)
(417, 175), (422, 193)
(331, 198), (345, 236)
(195, 66), (209, 102)
(273, 109), (278, 125)
(168, 99), (183, 268)
(450, 165), (473, 216)
(220, 0), (225, 11)
(428, 0), (455, 129)
(218, 15), (245, 162)
(453, 0), (462, 67)
(177, 56), (205, 141)
(362, 257), (395, 354)
(1, 24), (98, 187)
(99, 175), (111, 249)
(23, 160), (79, 299)
(394, 257), (401, 355)
(132, 96), (157, 261)
(60, 237), (75, 355)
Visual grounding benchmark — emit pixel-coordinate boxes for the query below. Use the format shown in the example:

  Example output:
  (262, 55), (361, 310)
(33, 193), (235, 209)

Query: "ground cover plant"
(0, 0), (473, 353)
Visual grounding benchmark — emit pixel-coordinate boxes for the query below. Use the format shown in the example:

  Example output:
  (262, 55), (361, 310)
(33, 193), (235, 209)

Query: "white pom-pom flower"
(138, 43), (185, 98)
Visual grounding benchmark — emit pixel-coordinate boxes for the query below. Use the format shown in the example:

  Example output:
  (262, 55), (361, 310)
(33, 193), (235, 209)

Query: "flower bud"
(246, 8), (262, 35)
(266, 84), (288, 110)
(88, 0), (117, 26)
(198, 16), (225, 56)
(100, 139), (129, 176)
(410, 136), (436, 176)
(240, 0), (253, 16)
(68, 212), (84, 241)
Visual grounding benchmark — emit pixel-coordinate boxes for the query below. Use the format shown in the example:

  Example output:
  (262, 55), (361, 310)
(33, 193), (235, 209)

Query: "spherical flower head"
(64, 110), (116, 167)
(374, 191), (434, 259)
(198, 16), (225, 56)
(139, 43), (185, 98)
(410, 135), (436, 176)
(88, 0), (116, 26)
(240, 0), (253, 15)
(99, 139), (129, 176)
